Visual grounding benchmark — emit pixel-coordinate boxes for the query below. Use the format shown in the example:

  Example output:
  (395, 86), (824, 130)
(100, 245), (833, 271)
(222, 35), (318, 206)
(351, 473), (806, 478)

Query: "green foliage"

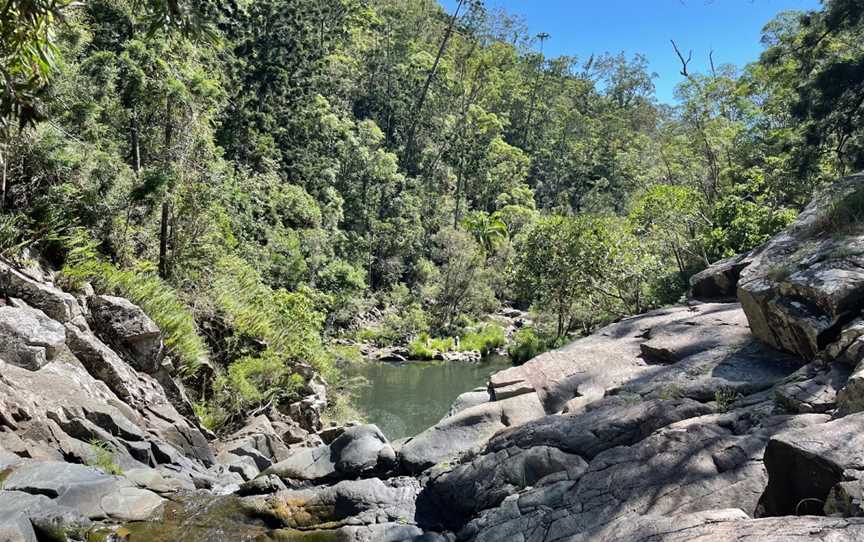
(215, 351), (305, 413)
(87, 440), (123, 476)
(61, 230), (207, 376)
(508, 327), (547, 365)
(408, 333), (455, 360)
(459, 324), (506, 355)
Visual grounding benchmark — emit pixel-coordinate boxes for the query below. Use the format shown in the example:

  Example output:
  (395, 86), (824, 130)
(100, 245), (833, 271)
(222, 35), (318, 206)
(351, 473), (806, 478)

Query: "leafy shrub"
(459, 324), (506, 355)
(219, 351), (305, 411)
(87, 440), (123, 476)
(508, 327), (547, 365)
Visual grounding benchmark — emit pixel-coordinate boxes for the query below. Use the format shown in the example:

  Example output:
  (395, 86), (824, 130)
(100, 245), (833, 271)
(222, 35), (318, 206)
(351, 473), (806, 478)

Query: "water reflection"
(343, 355), (513, 440)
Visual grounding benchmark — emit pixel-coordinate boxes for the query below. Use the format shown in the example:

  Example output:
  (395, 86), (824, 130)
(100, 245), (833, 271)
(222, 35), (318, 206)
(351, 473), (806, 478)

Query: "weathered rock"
(264, 423), (395, 482)
(288, 374), (327, 432)
(237, 474), (287, 496)
(825, 479), (864, 517)
(775, 361), (851, 413)
(264, 445), (337, 481)
(460, 412), (828, 541)
(761, 411), (864, 516)
(690, 253), (751, 300)
(578, 509), (864, 542)
(0, 491), (92, 542)
(217, 415), (291, 471)
(738, 174), (864, 361)
(399, 391), (545, 474)
(447, 388), (489, 417)
(87, 295), (163, 373)
(0, 260), (82, 324)
(2, 460), (164, 521)
(330, 423), (396, 475)
(488, 303), (756, 414)
(243, 477), (421, 531)
(424, 397), (711, 526)
(0, 304), (65, 370)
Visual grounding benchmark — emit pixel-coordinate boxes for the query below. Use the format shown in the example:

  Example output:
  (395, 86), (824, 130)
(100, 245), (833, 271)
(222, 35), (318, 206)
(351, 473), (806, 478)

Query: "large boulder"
(264, 423), (395, 482)
(216, 415), (291, 472)
(738, 173), (864, 361)
(87, 295), (163, 373)
(0, 303), (66, 371)
(1, 460), (164, 521)
(0, 259), (83, 324)
(761, 411), (864, 516)
(690, 252), (751, 300)
(399, 391), (545, 474)
(0, 491), (91, 542)
(243, 477), (422, 532)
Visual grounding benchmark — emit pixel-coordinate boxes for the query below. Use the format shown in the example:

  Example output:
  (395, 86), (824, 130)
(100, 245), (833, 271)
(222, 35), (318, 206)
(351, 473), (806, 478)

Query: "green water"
(343, 355), (513, 440)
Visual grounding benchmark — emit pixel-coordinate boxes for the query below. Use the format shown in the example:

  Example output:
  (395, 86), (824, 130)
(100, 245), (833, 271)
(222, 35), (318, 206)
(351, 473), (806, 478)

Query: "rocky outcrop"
(87, 295), (163, 373)
(265, 423), (396, 483)
(7, 175), (864, 542)
(738, 174), (864, 360)
(0, 303), (65, 370)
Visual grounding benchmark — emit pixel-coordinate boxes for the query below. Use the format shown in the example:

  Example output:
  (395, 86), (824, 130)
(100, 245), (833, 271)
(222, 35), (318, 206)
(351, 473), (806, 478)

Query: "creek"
(343, 354), (513, 440)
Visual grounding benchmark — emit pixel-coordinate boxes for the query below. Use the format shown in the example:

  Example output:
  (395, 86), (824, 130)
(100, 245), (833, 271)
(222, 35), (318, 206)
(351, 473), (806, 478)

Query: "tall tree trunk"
(405, 0), (465, 167)
(158, 201), (170, 279)
(0, 141), (7, 211)
(131, 114), (142, 173)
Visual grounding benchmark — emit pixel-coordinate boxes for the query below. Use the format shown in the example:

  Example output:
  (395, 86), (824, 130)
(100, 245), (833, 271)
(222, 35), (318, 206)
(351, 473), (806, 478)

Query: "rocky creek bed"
(6, 174), (864, 541)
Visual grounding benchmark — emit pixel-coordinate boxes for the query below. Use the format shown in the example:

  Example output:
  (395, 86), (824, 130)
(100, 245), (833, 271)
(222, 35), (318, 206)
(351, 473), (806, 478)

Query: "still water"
(343, 355), (513, 440)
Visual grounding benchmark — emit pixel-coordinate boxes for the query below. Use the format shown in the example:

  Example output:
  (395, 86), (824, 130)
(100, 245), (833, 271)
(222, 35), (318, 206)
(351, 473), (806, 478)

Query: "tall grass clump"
(60, 229), (208, 376)
(459, 324), (506, 355)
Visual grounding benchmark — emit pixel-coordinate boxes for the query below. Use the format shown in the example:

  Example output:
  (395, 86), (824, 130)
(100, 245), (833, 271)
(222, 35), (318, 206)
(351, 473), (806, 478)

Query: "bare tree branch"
(671, 39), (692, 78)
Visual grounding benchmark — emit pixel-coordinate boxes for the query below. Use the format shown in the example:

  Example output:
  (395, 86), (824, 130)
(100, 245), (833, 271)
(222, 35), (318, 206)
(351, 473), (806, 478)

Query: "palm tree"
(461, 211), (508, 255)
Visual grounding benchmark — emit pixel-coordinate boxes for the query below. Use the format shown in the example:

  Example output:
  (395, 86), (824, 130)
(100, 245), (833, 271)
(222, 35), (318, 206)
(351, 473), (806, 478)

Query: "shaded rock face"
(760, 412), (864, 517)
(690, 252), (752, 300)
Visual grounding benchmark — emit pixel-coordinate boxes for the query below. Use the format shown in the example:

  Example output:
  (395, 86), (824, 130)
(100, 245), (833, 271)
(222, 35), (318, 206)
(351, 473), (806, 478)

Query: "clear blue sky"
(439, 0), (821, 103)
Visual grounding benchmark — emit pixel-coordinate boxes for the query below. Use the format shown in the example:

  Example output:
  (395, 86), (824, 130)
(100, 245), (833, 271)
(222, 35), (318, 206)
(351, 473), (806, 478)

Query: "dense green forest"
(1, 0), (863, 430)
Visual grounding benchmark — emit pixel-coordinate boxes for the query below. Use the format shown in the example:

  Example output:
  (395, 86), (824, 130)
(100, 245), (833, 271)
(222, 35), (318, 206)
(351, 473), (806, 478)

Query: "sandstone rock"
(399, 391), (545, 474)
(87, 295), (162, 373)
(0, 304), (65, 370)
(690, 252), (751, 300)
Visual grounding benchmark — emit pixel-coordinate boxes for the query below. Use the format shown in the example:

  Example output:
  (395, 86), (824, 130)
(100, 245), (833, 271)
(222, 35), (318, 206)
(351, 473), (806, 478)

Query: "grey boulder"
(0, 304), (65, 370)
(87, 295), (163, 373)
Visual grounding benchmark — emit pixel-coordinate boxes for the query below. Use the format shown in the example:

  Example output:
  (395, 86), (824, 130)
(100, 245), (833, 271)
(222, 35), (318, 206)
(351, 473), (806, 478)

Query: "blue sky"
(439, 0), (821, 103)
